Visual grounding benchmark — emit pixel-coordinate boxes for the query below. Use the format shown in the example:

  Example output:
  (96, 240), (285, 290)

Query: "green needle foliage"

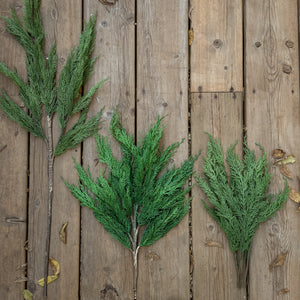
(195, 135), (289, 288)
(0, 0), (105, 155)
(65, 111), (200, 297)
(0, 0), (105, 295)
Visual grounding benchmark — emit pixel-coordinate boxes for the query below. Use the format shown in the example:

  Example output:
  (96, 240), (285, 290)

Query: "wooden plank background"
(0, 0), (300, 299)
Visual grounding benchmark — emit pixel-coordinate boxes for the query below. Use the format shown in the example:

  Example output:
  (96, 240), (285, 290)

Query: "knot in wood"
(213, 39), (223, 49)
(285, 40), (294, 48)
(255, 41), (262, 48)
(282, 64), (292, 74)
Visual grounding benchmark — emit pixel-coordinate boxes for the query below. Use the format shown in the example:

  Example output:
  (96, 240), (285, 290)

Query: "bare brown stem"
(43, 115), (54, 297)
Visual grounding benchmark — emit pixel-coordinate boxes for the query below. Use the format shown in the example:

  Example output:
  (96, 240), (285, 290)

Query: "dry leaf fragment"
(189, 250), (194, 273)
(277, 288), (290, 295)
(276, 155), (296, 165)
(296, 206), (300, 213)
(279, 164), (293, 179)
(146, 252), (160, 261)
(289, 188), (300, 203)
(269, 252), (288, 272)
(37, 258), (60, 287)
(272, 149), (285, 159)
(189, 28), (194, 46)
(15, 276), (28, 283)
(204, 240), (224, 248)
(24, 289), (33, 300)
(59, 222), (68, 244)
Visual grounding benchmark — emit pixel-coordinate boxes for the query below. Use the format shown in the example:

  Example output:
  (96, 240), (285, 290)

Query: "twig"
(43, 116), (54, 297)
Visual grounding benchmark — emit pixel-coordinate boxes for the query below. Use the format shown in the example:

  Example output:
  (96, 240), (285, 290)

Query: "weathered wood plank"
(245, 1), (300, 299)
(190, 0), (243, 92)
(191, 92), (245, 299)
(81, 0), (135, 299)
(0, 1), (28, 298)
(27, 1), (82, 298)
(136, 1), (189, 298)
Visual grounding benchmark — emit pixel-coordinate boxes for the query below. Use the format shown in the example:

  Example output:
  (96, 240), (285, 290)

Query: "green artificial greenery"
(0, 0), (105, 295)
(66, 111), (200, 299)
(195, 135), (289, 288)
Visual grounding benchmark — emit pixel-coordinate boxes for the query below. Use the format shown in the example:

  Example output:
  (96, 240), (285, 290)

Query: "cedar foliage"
(195, 135), (289, 287)
(65, 111), (200, 297)
(0, 0), (105, 155)
(0, 0), (105, 295)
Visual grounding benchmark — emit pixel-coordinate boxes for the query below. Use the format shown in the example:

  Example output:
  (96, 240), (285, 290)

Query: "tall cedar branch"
(65, 110), (200, 298)
(0, 0), (105, 296)
(195, 135), (289, 288)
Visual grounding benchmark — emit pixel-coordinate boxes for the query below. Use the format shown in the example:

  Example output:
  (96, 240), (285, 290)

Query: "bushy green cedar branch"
(65, 111), (200, 296)
(195, 134), (289, 287)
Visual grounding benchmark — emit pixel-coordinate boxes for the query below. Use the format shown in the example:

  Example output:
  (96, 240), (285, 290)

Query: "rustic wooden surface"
(81, 0), (135, 299)
(27, 1), (82, 299)
(1, 0), (300, 299)
(245, 0), (300, 299)
(0, 1), (28, 299)
(136, 0), (189, 298)
(191, 93), (245, 300)
(190, 0), (243, 92)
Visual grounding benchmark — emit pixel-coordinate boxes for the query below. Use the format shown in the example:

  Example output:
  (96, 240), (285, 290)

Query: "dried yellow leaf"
(269, 252), (288, 272)
(272, 149), (285, 159)
(37, 275), (58, 287)
(24, 289), (33, 300)
(279, 164), (293, 179)
(59, 222), (68, 244)
(276, 155), (296, 165)
(277, 288), (290, 295)
(37, 258), (60, 286)
(296, 206), (300, 213)
(49, 258), (60, 276)
(189, 28), (194, 46)
(204, 240), (224, 248)
(289, 188), (300, 203)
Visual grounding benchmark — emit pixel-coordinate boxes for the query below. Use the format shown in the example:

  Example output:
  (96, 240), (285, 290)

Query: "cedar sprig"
(65, 110), (200, 299)
(195, 135), (289, 288)
(0, 0), (105, 295)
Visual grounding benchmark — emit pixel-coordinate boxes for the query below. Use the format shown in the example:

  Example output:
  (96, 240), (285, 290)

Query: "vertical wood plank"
(81, 0), (135, 299)
(245, 1), (300, 299)
(191, 93), (246, 299)
(190, 0), (243, 92)
(0, 1), (28, 298)
(27, 1), (82, 299)
(136, 1), (189, 298)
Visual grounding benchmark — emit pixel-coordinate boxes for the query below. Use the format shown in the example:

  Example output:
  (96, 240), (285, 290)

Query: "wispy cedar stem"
(44, 115), (54, 296)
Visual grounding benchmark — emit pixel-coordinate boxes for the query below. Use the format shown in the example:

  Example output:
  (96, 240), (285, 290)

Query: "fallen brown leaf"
(204, 240), (224, 248)
(296, 206), (300, 213)
(24, 289), (33, 300)
(272, 149), (285, 159)
(279, 164), (293, 179)
(277, 288), (290, 295)
(59, 222), (68, 244)
(269, 252), (288, 272)
(289, 188), (300, 203)
(276, 155), (296, 165)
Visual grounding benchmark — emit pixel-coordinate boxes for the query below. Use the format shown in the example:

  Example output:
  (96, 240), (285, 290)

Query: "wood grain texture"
(81, 0), (135, 299)
(0, 1), (28, 298)
(27, 1), (82, 298)
(190, 0), (243, 92)
(191, 93), (245, 300)
(136, 0), (189, 298)
(245, 1), (300, 299)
